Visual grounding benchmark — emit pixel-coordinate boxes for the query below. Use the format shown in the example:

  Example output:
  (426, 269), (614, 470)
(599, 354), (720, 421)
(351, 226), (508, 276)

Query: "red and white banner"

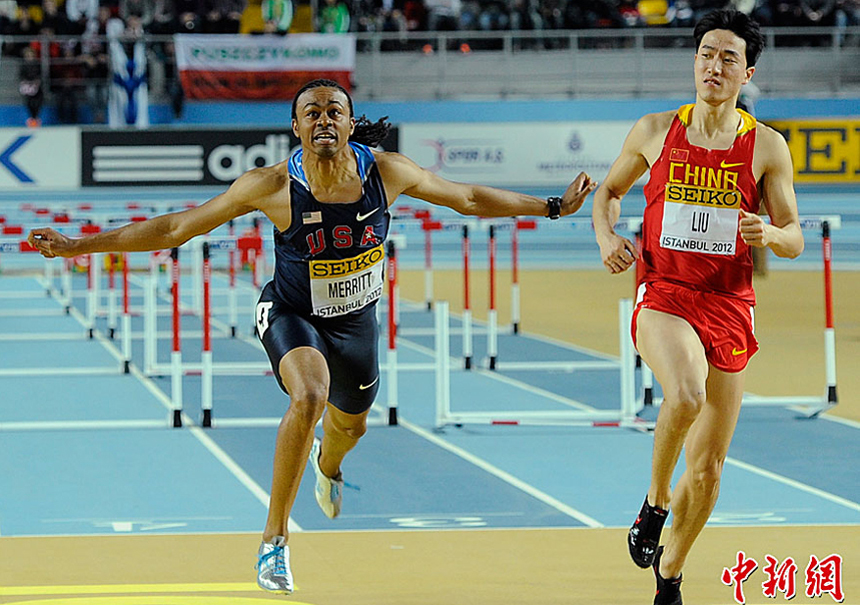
(173, 34), (356, 101)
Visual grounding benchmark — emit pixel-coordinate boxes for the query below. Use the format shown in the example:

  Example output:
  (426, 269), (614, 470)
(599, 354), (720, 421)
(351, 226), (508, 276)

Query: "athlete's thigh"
(636, 308), (709, 398)
(685, 364), (746, 465)
(256, 283), (331, 396)
(322, 307), (380, 414)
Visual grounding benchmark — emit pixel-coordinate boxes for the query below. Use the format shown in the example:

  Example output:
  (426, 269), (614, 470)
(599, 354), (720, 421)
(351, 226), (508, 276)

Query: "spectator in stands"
(689, 0), (729, 22)
(403, 0), (428, 31)
(202, 0), (245, 33)
(425, 0), (461, 30)
(319, 0), (350, 32)
(836, 0), (860, 44)
(19, 45), (43, 127)
(81, 41), (109, 123)
(1, 0), (19, 40)
(121, 0), (155, 27)
(261, 0), (294, 33)
(379, 8), (407, 49)
(51, 41), (84, 123)
(42, 0), (76, 34)
(66, 0), (99, 33)
(175, 0), (203, 31)
(478, 0), (510, 31)
(148, 0), (177, 33)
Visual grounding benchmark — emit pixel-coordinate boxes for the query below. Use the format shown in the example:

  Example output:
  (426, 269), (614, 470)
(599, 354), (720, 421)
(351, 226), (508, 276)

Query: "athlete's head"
(291, 79), (392, 152)
(692, 10), (762, 105)
(694, 9), (764, 68)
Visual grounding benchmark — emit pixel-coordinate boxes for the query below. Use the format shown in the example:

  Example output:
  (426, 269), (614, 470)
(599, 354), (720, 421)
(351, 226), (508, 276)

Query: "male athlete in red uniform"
(592, 9), (803, 605)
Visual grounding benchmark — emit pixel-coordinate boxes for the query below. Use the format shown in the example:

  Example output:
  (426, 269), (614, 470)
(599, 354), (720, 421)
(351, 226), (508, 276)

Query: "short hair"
(291, 79), (392, 148)
(694, 9), (764, 67)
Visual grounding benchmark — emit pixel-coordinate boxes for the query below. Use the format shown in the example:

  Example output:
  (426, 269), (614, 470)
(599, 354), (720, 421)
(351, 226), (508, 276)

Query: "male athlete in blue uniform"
(29, 79), (597, 594)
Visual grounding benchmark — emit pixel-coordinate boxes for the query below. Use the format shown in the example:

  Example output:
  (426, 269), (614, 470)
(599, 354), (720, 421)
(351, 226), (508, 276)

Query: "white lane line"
(817, 413), (860, 430)
(397, 417), (603, 528)
(725, 456), (860, 513)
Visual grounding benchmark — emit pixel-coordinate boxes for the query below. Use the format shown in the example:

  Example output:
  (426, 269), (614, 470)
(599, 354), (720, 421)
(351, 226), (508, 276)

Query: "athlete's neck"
(301, 144), (361, 202)
(690, 98), (741, 141)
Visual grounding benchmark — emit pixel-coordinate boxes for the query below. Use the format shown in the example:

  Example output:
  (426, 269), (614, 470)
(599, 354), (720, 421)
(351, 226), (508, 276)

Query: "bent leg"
(636, 309), (709, 510)
(659, 365), (745, 578)
(318, 404), (371, 479)
(263, 346), (330, 542)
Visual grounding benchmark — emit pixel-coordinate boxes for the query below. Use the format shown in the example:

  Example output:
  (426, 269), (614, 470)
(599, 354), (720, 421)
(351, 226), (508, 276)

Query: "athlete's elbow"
(773, 239), (804, 259)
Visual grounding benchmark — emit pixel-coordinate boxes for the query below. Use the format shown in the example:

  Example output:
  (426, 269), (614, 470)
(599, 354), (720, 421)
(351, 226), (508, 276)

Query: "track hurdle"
(435, 298), (639, 428)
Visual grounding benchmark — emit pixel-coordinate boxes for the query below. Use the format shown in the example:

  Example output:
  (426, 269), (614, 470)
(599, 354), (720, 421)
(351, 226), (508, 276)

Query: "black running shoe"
(653, 546), (682, 605)
(628, 496), (668, 568)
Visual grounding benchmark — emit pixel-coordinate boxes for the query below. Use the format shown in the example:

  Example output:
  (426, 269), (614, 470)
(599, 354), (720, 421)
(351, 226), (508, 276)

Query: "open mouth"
(313, 131), (337, 143)
(703, 78), (721, 87)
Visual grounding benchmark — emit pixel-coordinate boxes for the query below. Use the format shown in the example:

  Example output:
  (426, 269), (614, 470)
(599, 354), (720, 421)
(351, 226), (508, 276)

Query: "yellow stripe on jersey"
(676, 104), (757, 136)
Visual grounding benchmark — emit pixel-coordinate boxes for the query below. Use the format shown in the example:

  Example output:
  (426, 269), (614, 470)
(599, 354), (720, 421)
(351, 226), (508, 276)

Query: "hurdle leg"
(62, 258), (72, 314)
(88, 253), (100, 339)
(511, 219), (520, 334)
(386, 239), (399, 425)
(107, 254), (117, 339)
(435, 301), (451, 428)
(822, 220), (838, 410)
(424, 228), (433, 311)
(488, 225), (498, 370)
(144, 257), (158, 375)
(202, 242), (213, 427)
(44, 255), (54, 297)
(462, 224), (472, 369)
(170, 247), (183, 428)
(122, 253), (132, 374)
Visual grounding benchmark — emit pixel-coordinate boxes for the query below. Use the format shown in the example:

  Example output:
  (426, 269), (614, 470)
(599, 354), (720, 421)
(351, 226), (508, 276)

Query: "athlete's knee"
(328, 411), (368, 440)
(286, 384), (329, 424)
(662, 381), (706, 421)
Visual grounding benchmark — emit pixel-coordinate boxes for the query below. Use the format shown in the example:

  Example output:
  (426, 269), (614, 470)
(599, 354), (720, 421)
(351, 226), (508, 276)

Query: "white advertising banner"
(0, 128), (80, 190)
(400, 122), (637, 188)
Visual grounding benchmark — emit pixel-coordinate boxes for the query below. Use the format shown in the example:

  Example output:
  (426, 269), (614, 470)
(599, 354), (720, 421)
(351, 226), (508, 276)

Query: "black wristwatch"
(546, 196), (562, 220)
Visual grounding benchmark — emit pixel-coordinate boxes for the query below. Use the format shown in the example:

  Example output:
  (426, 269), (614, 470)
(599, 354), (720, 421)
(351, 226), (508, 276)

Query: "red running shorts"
(632, 280), (759, 373)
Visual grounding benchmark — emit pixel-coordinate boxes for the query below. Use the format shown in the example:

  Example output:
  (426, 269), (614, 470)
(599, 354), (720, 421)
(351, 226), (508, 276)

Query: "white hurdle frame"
(435, 298), (640, 428)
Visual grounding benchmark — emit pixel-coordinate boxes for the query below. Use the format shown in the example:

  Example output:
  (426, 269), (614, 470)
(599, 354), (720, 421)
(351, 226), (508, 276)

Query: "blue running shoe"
(256, 536), (293, 594)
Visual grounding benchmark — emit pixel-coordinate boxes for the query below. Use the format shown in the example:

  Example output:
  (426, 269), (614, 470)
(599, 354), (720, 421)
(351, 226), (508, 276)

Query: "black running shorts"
(255, 281), (380, 415)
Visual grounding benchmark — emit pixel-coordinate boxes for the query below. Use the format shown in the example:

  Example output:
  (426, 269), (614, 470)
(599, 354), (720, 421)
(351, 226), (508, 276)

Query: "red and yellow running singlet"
(639, 104), (760, 303)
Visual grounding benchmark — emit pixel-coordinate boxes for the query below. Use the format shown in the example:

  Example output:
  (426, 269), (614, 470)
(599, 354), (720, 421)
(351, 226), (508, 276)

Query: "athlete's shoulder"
(229, 163), (288, 202)
(635, 110), (677, 135)
(372, 150), (422, 179)
(623, 111), (675, 154)
(753, 121), (792, 169)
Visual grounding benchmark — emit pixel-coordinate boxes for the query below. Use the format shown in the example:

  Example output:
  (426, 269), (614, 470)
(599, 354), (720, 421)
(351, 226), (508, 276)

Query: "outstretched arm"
(592, 116), (652, 274)
(28, 170), (276, 258)
(740, 126), (804, 258)
(375, 151), (596, 218)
